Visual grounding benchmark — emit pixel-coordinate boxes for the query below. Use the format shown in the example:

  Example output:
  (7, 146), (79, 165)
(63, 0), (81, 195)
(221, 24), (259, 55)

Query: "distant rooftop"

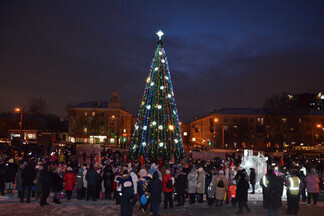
(68, 100), (108, 109)
(213, 108), (266, 115)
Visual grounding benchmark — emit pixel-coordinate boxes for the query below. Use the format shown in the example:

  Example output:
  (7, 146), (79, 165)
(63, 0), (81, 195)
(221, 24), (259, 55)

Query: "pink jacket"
(305, 174), (320, 193)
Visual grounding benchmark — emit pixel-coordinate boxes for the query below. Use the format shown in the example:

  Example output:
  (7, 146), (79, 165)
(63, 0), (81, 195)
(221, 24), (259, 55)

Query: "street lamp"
(313, 123), (323, 145)
(15, 107), (23, 142)
(213, 118), (224, 149)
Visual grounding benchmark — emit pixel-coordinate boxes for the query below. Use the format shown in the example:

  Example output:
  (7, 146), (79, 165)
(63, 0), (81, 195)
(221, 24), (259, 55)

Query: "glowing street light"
(15, 107), (23, 142)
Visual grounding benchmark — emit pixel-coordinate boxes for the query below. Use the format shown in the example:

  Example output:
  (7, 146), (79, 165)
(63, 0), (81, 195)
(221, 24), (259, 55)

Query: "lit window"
(123, 129), (126, 133)
(84, 112), (88, 116)
(192, 138), (196, 142)
(183, 132), (188, 136)
(83, 127), (87, 133)
(110, 138), (114, 143)
(92, 112), (95, 117)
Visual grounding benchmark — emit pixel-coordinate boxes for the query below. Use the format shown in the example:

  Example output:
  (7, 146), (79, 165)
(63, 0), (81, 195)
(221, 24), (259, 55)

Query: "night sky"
(1, 1), (323, 122)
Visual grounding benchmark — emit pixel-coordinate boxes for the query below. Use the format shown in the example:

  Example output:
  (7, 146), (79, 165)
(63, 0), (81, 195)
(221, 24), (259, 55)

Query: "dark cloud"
(0, 0), (323, 122)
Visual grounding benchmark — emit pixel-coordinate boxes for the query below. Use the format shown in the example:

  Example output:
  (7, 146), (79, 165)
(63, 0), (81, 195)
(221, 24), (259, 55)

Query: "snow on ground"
(0, 192), (323, 216)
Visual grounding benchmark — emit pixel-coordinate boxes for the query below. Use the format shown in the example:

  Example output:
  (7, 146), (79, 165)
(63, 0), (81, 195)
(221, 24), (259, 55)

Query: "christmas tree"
(130, 31), (184, 163)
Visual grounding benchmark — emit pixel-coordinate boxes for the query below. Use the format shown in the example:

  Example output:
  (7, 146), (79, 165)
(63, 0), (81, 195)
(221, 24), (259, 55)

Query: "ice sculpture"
(240, 149), (267, 190)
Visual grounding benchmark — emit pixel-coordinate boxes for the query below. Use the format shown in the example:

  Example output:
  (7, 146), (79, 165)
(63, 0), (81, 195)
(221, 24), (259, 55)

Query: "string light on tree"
(130, 30), (184, 163)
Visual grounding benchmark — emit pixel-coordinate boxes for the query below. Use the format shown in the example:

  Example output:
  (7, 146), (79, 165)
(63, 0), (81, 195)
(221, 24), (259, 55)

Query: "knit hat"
(166, 169), (170, 174)
(197, 167), (203, 172)
(219, 170), (224, 175)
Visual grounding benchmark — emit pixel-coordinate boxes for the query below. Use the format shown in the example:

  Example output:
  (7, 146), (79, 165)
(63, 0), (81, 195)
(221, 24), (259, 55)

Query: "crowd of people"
(0, 145), (323, 216)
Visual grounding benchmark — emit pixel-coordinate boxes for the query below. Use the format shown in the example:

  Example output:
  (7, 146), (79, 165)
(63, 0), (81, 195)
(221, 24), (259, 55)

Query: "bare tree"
(28, 97), (49, 116)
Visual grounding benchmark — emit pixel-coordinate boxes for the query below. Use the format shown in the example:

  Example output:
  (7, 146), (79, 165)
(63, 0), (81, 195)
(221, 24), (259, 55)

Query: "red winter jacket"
(64, 172), (76, 191)
(162, 174), (174, 192)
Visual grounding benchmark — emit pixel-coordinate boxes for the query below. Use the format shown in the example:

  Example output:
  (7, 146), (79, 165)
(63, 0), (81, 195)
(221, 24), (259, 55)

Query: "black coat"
(51, 173), (63, 192)
(261, 173), (284, 209)
(0, 164), (6, 188)
(250, 170), (256, 184)
(40, 167), (52, 190)
(5, 163), (18, 182)
(175, 172), (187, 194)
(150, 171), (163, 204)
(236, 178), (249, 203)
(21, 165), (36, 186)
(85, 168), (99, 186)
(103, 167), (114, 189)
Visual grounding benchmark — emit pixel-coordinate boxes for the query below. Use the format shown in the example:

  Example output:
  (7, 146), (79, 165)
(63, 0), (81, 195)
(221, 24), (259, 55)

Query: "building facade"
(188, 108), (324, 151)
(67, 92), (136, 147)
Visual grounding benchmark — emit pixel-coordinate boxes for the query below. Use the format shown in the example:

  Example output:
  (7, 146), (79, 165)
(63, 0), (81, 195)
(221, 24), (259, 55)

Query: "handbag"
(129, 195), (137, 206)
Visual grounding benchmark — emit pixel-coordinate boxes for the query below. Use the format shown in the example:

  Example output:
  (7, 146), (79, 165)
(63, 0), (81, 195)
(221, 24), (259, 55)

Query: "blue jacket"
(85, 168), (99, 186)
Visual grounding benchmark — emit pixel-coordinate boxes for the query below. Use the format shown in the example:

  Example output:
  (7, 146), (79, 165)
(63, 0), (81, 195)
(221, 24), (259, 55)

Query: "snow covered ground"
(0, 192), (323, 216)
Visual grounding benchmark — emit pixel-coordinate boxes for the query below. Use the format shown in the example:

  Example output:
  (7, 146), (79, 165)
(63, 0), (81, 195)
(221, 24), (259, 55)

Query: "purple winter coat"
(305, 174), (320, 193)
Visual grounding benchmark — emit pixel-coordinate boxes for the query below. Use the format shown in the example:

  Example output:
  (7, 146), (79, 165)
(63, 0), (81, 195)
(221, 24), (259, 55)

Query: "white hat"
(166, 169), (170, 174)
(219, 170), (224, 175)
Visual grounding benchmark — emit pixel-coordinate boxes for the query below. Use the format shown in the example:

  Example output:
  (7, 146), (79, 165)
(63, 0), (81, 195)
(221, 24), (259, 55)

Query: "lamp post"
(315, 124), (323, 145)
(214, 118), (225, 149)
(15, 107), (23, 142)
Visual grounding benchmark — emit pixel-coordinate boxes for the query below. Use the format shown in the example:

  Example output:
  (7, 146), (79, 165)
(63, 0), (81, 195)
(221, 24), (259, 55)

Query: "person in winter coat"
(76, 167), (84, 200)
(162, 169), (174, 209)
(260, 169), (283, 216)
(5, 158), (18, 194)
(95, 168), (102, 199)
(140, 174), (152, 213)
(34, 165), (43, 200)
(51, 167), (63, 204)
(129, 168), (138, 196)
(114, 169), (122, 204)
(63, 167), (76, 200)
(236, 172), (251, 214)
(249, 168), (256, 194)
(85, 163), (100, 201)
(175, 168), (187, 206)
(196, 167), (206, 203)
(212, 170), (228, 207)
(150, 171), (163, 216)
(0, 161), (6, 195)
(16, 164), (24, 199)
(305, 169), (320, 205)
(120, 170), (134, 216)
(21, 163), (36, 203)
(298, 170), (306, 202)
(39, 164), (52, 206)
(103, 165), (114, 199)
(187, 166), (198, 204)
